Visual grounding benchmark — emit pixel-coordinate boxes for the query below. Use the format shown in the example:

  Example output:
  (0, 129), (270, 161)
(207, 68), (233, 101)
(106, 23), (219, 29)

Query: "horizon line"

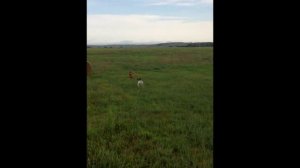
(87, 41), (214, 45)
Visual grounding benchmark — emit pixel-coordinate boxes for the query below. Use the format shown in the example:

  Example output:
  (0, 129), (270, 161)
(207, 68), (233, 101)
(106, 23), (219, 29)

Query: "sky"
(87, 0), (213, 44)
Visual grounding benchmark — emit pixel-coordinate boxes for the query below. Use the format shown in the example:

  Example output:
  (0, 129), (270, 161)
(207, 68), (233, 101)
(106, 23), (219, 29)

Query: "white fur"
(137, 80), (144, 87)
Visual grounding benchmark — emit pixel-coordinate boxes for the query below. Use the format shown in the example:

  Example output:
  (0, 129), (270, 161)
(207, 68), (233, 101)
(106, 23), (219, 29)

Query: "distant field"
(87, 47), (213, 168)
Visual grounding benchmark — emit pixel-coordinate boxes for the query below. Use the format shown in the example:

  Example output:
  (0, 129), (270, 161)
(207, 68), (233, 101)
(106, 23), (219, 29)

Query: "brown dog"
(129, 71), (134, 79)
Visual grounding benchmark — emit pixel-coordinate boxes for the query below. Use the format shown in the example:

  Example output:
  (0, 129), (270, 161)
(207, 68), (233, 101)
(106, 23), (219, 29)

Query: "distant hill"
(87, 42), (213, 48)
(155, 42), (213, 47)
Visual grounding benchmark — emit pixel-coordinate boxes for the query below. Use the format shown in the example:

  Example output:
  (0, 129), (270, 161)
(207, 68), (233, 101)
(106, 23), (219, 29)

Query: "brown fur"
(129, 71), (134, 79)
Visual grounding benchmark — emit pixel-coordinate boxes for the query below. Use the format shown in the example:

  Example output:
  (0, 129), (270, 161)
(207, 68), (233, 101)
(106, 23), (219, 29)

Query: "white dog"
(137, 78), (144, 87)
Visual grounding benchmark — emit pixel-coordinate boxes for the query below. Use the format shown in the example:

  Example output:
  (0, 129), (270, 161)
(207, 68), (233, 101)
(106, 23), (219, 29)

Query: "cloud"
(148, 0), (213, 6)
(87, 14), (213, 44)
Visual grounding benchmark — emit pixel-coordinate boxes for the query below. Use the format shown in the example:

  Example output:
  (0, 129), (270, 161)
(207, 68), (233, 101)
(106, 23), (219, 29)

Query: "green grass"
(87, 47), (213, 168)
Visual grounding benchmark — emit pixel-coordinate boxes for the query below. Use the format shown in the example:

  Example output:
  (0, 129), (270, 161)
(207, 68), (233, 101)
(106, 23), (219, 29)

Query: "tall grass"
(88, 47), (213, 168)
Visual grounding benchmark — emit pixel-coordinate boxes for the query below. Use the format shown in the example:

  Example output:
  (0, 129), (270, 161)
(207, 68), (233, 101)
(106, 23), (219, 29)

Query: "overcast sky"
(87, 0), (213, 44)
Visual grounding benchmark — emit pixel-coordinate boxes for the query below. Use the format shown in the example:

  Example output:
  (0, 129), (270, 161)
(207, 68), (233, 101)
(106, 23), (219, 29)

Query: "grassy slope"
(87, 47), (213, 168)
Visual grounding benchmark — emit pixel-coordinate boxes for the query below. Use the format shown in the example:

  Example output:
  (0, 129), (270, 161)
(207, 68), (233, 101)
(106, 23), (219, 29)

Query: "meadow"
(87, 47), (213, 168)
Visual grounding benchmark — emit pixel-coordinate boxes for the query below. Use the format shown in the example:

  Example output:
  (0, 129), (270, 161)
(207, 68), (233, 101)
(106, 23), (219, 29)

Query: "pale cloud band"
(148, 0), (213, 6)
(87, 14), (213, 44)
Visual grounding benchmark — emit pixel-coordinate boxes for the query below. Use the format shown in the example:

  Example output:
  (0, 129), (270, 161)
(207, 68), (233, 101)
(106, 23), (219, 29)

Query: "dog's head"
(137, 77), (142, 81)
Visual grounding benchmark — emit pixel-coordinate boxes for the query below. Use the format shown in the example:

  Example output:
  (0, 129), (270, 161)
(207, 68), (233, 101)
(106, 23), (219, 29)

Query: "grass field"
(87, 47), (213, 168)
